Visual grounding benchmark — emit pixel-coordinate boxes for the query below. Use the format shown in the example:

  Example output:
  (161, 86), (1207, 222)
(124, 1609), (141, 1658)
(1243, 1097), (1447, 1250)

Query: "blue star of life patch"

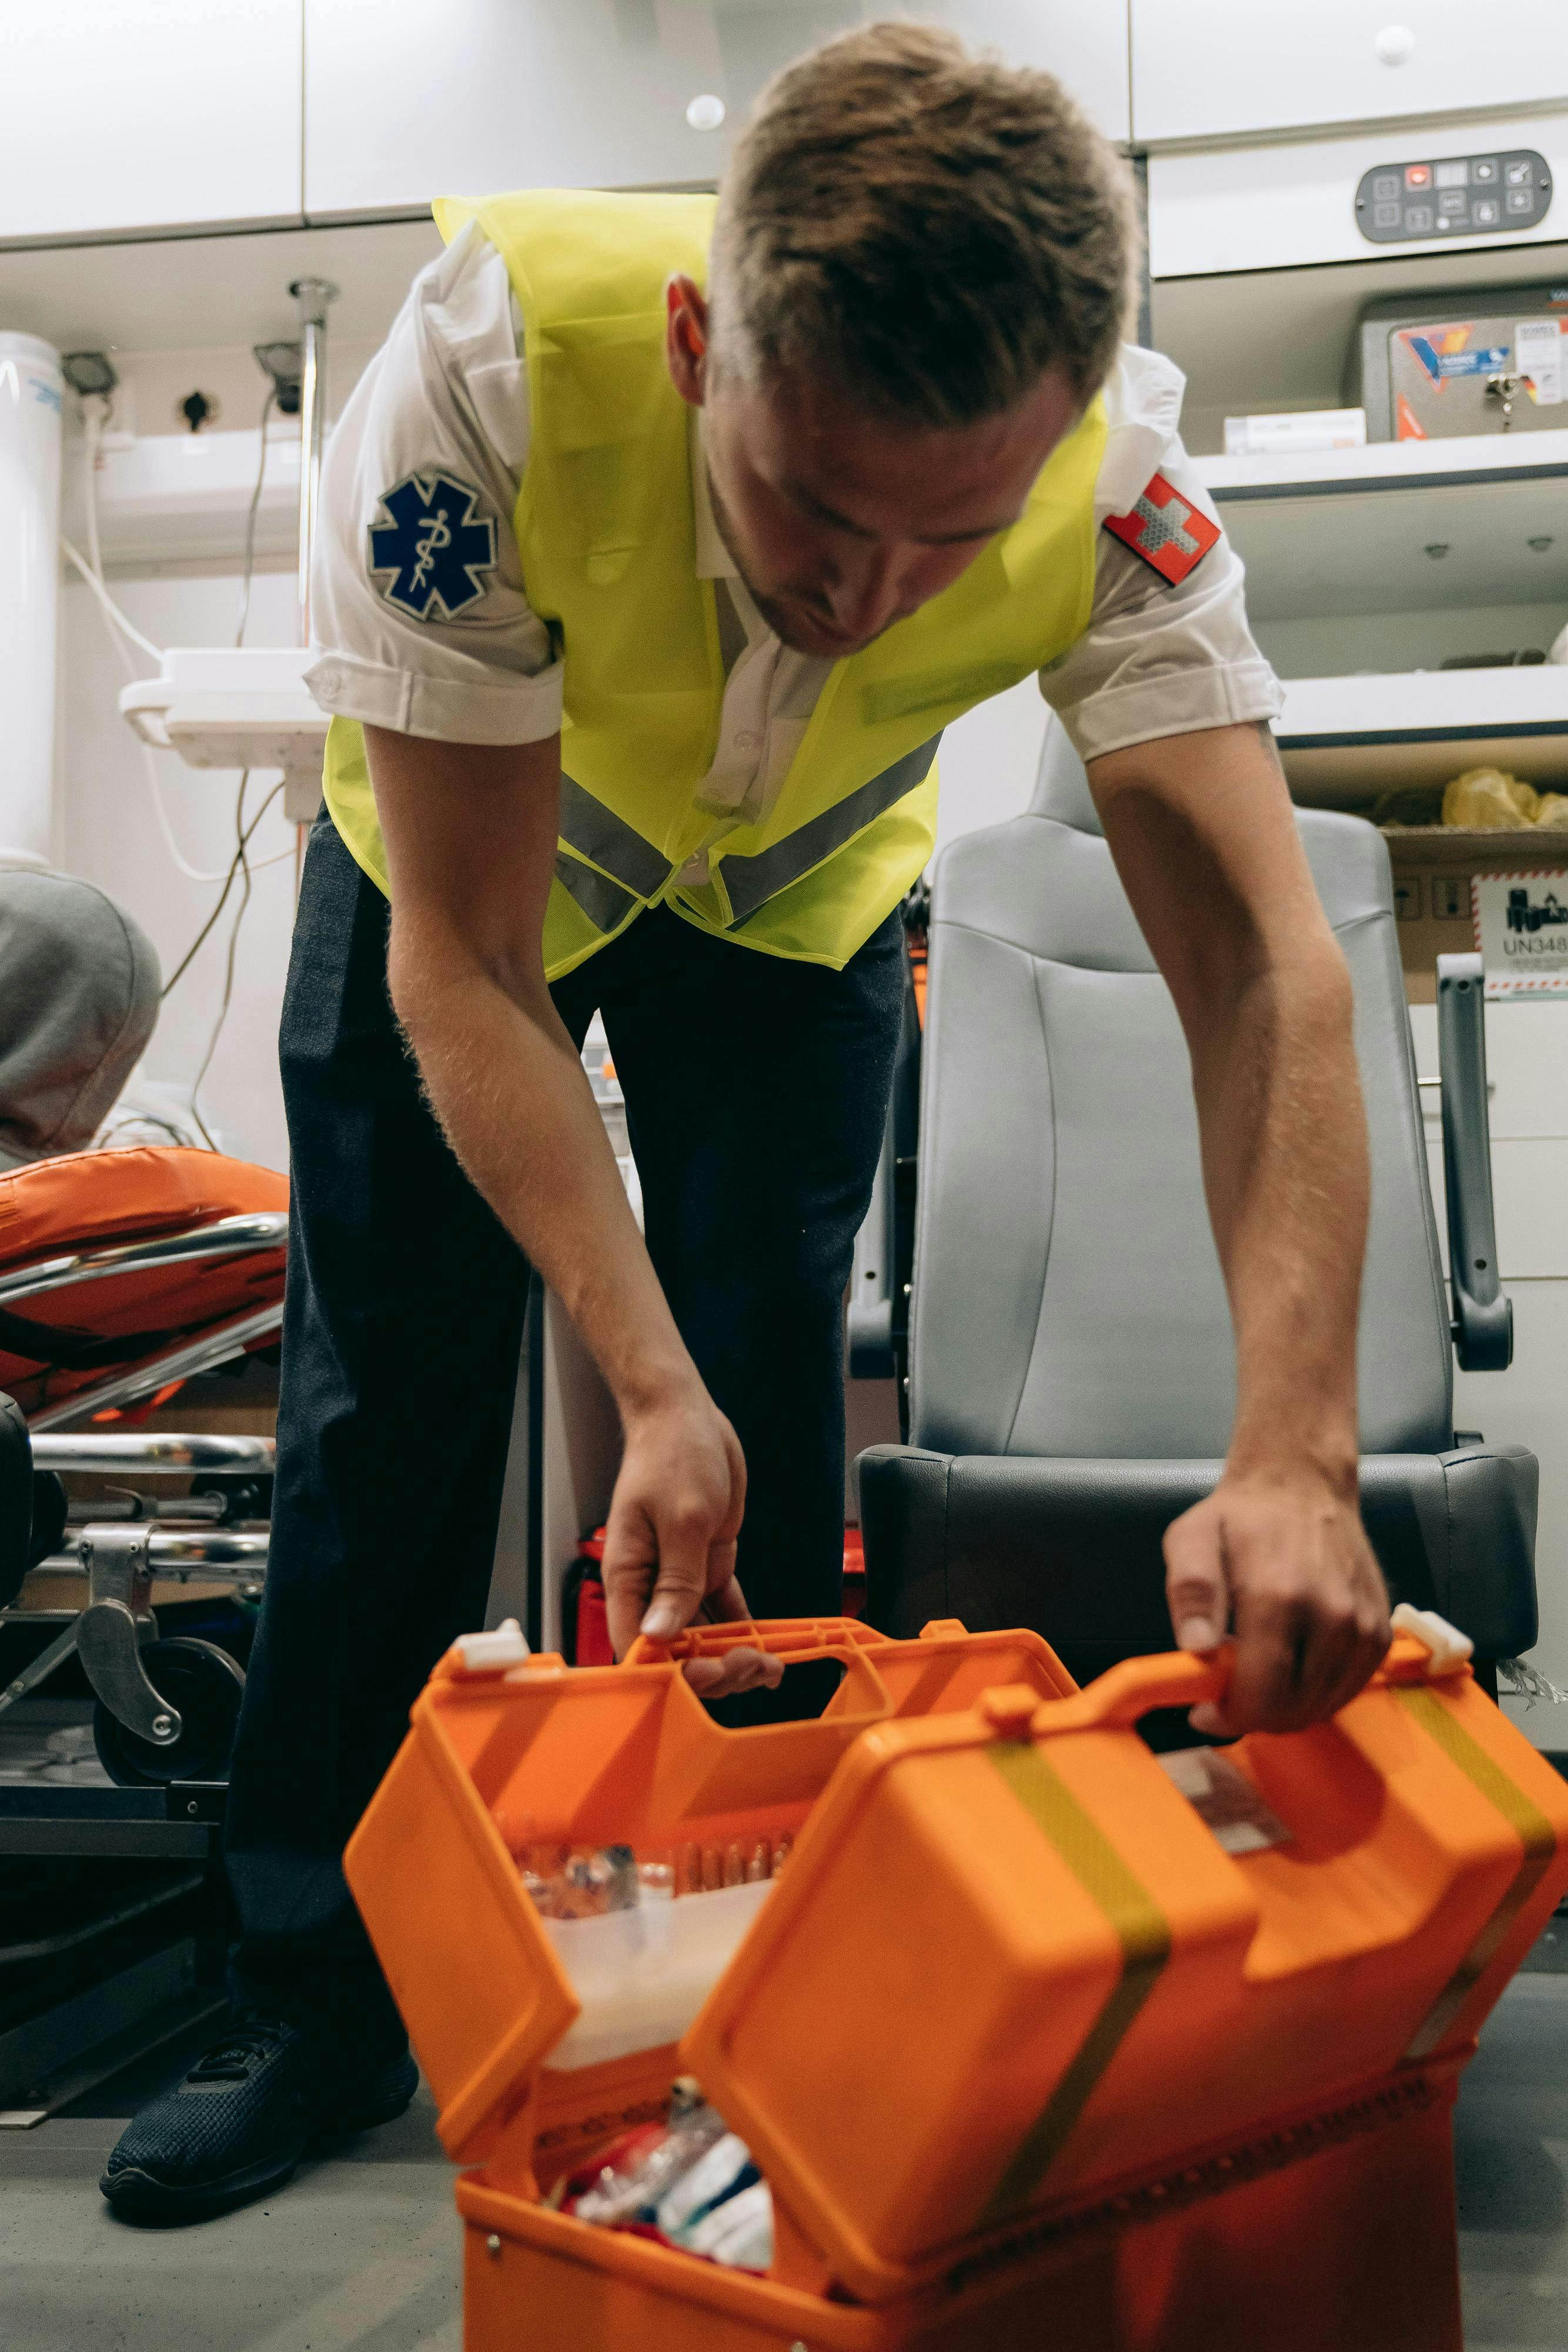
(367, 472), (499, 620)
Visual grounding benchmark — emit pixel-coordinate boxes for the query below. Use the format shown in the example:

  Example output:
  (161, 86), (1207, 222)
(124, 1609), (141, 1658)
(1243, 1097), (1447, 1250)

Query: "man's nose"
(828, 546), (915, 641)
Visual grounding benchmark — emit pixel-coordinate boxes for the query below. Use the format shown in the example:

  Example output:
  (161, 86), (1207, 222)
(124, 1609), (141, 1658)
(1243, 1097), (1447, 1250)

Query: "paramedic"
(102, 23), (1389, 2221)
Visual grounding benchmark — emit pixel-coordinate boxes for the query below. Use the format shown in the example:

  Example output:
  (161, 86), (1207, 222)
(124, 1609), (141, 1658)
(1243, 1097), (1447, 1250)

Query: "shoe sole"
(99, 2145), (304, 2222)
(99, 2069), (419, 2223)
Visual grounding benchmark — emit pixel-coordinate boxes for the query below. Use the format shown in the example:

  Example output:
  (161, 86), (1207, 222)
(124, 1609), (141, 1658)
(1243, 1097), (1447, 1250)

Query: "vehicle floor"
(0, 1935), (1565, 2352)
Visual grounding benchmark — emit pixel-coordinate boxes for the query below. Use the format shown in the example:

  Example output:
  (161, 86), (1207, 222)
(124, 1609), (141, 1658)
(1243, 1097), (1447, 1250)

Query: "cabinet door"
(305, 0), (1128, 223)
(0, 1), (302, 243)
(929, 2), (1129, 142)
(1132, 0), (1568, 147)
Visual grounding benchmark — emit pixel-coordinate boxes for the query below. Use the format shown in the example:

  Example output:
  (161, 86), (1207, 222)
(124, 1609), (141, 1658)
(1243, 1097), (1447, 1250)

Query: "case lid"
(683, 1642), (1568, 2304)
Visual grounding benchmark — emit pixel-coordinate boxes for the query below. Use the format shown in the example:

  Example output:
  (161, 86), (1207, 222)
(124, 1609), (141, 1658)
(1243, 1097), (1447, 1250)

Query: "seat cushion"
(858, 1442), (1538, 1679)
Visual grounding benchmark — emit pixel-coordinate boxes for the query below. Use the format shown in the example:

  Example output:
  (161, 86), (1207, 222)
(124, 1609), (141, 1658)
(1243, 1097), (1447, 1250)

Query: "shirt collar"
(691, 407), (738, 582)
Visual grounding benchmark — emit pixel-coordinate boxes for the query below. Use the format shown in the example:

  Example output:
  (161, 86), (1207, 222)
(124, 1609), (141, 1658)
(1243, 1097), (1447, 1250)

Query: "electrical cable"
(73, 377), (293, 1145)
(65, 484), (234, 882)
(176, 392), (290, 1146)
(60, 536), (165, 664)
(83, 395), (106, 583)
(183, 777), (286, 1150)
(158, 773), (286, 997)
(235, 386), (276, 650)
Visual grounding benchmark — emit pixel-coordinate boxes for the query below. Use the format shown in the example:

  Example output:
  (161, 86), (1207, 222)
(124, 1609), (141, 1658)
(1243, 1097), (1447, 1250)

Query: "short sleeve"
(305, 222), (564, 747)
(1041, 348), (1283, 766)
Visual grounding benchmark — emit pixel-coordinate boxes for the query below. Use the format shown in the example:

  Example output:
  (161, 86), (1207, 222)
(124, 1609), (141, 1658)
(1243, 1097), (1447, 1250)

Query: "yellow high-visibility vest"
(323, 188), (1107, 978)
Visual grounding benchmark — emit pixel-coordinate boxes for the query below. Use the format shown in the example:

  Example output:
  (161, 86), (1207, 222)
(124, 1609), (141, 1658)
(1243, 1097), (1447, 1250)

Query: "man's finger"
(684, 1645), (785, 1698)
(638, 1495), (721, 1641)
(1164, 1511), (1229, 1655)
(601, 1509), (657, 1661)
(1312, 1576), (1391, 1722)
(1213, 1566), (1309, 1734)
(700, 1573), (753, 1626)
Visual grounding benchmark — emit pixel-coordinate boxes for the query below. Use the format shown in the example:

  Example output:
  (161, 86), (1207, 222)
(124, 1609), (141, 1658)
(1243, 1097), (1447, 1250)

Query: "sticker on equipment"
(1103, 474), (1221, 586)
(1474, 870), (1568, 997)
(1158, 1748), (1293, 1856)
(367, 471), (499, 620)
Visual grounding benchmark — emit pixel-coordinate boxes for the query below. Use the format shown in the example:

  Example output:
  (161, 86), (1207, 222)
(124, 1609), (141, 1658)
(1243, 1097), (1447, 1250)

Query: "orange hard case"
(345, 1615), (1568, 2351)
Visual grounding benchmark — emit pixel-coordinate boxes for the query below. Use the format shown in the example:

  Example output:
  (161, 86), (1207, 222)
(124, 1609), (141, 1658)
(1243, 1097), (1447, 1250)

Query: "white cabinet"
(303, 0), (1128, 223)
(0, 1), (303, 243)
(1132, 0), (1568, 148)
(1146, 109), (1568, 278)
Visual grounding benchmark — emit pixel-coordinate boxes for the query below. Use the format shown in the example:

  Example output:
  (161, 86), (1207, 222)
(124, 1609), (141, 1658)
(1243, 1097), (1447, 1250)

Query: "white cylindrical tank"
(0, 331), (64, 868)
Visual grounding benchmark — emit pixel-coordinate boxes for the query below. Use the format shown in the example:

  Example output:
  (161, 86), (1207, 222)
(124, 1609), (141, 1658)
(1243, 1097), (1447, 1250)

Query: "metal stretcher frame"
(0, 1212), (285, 1765)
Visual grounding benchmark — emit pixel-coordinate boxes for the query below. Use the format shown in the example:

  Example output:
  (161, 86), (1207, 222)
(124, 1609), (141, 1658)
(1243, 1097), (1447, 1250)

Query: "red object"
(1404, 163), (1432, 189)
(842, 1526), (867, 1621)
(574, 1573), (614, 1667)
(1102, 472), (1221, 587)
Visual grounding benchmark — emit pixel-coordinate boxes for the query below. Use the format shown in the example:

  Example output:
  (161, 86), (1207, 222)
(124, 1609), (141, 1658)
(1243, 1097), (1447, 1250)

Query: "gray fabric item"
(0, 867), (161, 1169)
(858, 1442), (1539, 1668)
(908, 725), (1452, 1458)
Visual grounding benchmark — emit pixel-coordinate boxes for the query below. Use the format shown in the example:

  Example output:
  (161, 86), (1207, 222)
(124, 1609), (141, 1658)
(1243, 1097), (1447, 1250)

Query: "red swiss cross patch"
(1102, 473), (1221, 586)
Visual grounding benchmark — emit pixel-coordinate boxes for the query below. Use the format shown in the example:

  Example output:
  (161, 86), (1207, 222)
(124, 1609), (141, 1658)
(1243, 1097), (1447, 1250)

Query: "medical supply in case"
(1346, 280), (1568, 440)
(345, 1613), (1568, 2351)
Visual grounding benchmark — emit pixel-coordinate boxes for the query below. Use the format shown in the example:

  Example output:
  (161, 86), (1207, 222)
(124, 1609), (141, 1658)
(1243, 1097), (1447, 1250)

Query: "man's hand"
(1165, 1465), (1390, 1735)
(1088, 721), (1391, 1734)
(601, 1386), (783, 1700)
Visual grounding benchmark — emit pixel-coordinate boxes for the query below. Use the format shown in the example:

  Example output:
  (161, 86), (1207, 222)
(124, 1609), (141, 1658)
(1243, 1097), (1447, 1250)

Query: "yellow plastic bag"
(1442, 767), (1540, 828)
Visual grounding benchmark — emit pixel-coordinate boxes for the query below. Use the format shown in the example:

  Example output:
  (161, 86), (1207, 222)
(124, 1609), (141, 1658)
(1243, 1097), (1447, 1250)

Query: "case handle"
(976, 1648), (1233, 1742)
(623, 1616), (874, 1672)
(621, 1616), (892, 1725)
(1052, 1646), (1232, 1730)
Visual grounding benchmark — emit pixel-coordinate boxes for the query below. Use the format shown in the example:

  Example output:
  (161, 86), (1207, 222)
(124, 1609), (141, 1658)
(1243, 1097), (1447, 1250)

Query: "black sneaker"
(99, 2012), (420, 2221)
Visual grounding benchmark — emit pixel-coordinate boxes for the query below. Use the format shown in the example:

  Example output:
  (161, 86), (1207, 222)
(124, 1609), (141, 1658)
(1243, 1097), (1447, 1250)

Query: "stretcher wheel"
(92, 1637), (246, 1787)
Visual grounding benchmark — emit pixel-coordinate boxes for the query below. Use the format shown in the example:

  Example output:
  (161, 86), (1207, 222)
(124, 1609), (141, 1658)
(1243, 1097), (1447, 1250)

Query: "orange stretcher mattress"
(0, 1145), (288, 1418)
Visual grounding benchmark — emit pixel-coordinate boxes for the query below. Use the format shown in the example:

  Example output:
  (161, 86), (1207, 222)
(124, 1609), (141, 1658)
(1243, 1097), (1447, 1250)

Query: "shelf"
(1276, 668), (1568, 801)
(1192, 433), (1568, 625)
(1196, 430), (1568, 500)
(63, 425), (305, 568)
(1378, 827), (1563, 858)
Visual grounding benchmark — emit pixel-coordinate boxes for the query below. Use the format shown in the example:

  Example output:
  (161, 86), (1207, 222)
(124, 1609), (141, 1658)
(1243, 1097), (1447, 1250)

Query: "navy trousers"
(223, 812), (905, 2044)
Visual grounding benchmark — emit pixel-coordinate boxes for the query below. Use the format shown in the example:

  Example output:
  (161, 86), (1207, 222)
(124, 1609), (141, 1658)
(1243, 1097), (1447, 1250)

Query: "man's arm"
(366, 723), (781, 1695)
(1085, 720), (1390, 1733)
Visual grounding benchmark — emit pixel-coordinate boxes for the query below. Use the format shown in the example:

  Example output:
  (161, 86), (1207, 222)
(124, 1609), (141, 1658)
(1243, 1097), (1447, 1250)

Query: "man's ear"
(665, 274), (710, 407)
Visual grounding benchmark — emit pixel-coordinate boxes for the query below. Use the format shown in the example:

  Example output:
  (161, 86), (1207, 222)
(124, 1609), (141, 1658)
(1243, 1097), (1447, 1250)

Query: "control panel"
(1355, 149), (1552, 245)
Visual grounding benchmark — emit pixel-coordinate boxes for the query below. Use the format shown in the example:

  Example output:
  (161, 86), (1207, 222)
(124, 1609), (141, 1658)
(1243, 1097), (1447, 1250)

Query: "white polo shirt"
(306, 222), (1282, 864)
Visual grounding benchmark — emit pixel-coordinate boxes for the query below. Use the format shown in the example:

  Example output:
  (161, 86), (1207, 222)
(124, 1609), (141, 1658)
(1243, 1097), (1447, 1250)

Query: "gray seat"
(856, 727), (1537, 1685)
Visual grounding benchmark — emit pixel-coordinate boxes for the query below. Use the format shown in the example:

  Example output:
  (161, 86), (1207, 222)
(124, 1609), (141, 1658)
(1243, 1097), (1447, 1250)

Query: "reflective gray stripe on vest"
(723, 734), (941, 926)
(554, 853), (637, 934)
(559, 774), (671, 900)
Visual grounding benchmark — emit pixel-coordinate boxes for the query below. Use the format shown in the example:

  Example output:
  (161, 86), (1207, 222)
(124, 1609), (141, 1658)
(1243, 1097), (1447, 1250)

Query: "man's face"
(666, 277), (1080, 661)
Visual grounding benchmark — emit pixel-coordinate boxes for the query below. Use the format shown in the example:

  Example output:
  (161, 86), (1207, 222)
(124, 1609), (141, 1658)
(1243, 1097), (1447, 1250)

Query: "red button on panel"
(1405, 163), (1432, 189)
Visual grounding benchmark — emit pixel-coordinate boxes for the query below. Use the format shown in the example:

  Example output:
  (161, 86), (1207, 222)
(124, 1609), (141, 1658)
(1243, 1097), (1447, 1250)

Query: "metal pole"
(288, 276), (338, 648)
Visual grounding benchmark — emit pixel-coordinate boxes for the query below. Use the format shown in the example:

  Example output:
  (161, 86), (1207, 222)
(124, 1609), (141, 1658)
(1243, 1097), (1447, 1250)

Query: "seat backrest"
(909, 724), (1452, 1459)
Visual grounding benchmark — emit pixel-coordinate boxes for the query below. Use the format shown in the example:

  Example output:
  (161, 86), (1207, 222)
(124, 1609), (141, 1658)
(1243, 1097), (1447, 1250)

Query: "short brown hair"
(709, 22), (1139, 429)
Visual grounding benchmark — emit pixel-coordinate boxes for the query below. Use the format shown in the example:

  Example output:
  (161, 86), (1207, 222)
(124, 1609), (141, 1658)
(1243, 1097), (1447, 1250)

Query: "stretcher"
(0, 1144), (285, 1781)
(346, 1611), (1568, 2352)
